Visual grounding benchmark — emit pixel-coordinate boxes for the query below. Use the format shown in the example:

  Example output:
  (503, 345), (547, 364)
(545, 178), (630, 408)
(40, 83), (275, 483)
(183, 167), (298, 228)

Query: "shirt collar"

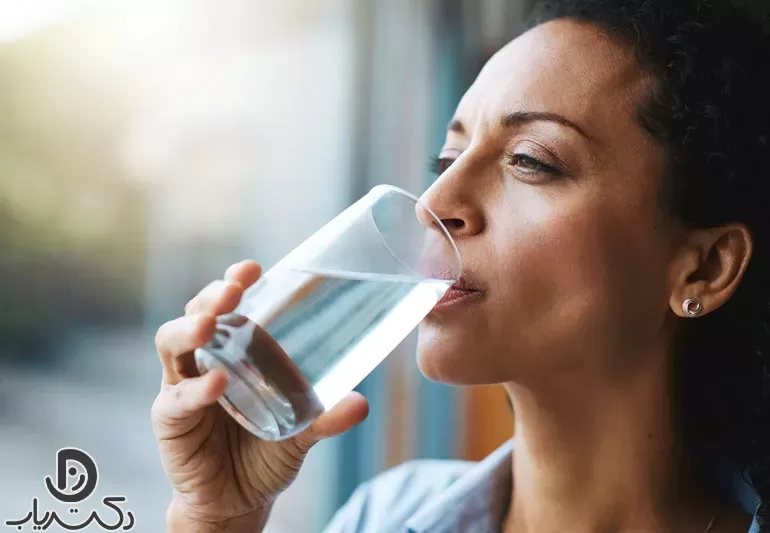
(404, 439), (762, 533)
(405, 440), (514, 533)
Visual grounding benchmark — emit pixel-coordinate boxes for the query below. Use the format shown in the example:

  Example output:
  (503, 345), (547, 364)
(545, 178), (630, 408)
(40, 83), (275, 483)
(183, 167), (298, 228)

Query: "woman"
(151, 0), (770, 531)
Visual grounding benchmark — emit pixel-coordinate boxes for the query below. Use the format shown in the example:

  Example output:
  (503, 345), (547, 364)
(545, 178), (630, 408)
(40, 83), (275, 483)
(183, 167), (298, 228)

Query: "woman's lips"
(432, 277), (483, 311)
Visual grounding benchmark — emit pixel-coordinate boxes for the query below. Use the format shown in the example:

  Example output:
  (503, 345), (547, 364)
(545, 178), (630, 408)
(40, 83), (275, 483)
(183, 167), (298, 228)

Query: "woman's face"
(417, 19), (684, 385)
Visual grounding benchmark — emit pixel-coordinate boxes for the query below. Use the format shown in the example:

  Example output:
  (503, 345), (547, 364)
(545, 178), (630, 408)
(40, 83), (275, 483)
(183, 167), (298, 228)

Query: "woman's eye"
(429, 156), (455, 176)
(507, 153), (563, 177)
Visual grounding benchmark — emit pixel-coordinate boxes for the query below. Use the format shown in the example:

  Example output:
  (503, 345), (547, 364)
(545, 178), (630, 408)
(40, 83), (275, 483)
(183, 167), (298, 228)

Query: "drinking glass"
(194, 185), (462, 440)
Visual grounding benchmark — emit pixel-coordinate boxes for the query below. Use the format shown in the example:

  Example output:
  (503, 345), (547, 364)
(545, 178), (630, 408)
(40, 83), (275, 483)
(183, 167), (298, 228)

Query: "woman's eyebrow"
(448, 112), (591, 140)
(501, 111), (591, 139)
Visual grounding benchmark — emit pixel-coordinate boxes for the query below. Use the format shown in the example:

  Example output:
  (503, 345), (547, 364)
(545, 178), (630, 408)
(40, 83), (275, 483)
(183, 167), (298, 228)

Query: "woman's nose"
(416, 180), (484, 239)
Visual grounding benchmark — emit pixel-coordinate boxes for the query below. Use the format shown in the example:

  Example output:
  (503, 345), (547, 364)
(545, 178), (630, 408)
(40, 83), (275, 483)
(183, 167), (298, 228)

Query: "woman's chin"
(416, 323), (518, 385)
(416, 326), (482, 385)
(416, 350), (461, 384)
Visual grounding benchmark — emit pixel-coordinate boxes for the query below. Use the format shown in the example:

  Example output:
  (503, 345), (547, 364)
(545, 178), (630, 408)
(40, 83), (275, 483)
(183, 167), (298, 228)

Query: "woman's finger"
(294, 392), (370, 451)
(185, 280), (243, 316)
(224, 260), (262, 287)
(155, 314), (216, 385)
(151, 369), (229, 439)
(183, 261), (261, 315)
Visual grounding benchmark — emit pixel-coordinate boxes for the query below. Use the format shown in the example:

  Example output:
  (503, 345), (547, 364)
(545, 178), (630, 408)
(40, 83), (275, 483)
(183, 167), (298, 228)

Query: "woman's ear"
(667, 224), (753, 318)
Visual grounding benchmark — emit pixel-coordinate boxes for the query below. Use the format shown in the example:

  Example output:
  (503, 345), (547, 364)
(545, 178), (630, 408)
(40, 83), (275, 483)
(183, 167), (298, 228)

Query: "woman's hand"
(152, 260), (369, 532)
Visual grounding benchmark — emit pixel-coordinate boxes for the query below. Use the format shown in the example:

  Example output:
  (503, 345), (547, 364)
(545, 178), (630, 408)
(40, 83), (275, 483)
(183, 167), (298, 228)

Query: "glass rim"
(369, 184), (463, 281)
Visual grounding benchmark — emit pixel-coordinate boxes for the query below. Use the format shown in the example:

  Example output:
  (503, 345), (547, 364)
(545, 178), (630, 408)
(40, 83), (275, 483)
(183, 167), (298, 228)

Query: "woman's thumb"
(296, 392), (369, 448)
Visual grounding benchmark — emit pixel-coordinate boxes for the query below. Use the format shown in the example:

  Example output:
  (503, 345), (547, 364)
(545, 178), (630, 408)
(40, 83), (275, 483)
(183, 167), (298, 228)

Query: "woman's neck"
(501, 350), (719, 533)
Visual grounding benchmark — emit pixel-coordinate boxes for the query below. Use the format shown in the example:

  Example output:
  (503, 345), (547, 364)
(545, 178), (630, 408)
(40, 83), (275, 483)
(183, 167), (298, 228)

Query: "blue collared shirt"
(322, 441), (762, 533)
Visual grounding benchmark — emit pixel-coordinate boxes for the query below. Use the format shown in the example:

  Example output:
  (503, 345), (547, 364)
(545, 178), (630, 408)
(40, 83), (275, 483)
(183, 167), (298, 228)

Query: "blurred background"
(0, 0), (528, 530)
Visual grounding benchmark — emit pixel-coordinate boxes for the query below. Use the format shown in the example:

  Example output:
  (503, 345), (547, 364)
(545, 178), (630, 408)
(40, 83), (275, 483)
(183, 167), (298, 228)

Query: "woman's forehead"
(453, 19), (653, 142)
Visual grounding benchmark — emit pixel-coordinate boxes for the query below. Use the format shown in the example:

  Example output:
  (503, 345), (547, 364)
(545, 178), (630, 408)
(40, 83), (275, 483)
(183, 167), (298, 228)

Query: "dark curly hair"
(530, 0), (770, 526)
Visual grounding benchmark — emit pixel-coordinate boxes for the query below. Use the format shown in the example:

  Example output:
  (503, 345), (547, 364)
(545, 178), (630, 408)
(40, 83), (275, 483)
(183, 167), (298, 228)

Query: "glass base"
(194, 336), (322, 441)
